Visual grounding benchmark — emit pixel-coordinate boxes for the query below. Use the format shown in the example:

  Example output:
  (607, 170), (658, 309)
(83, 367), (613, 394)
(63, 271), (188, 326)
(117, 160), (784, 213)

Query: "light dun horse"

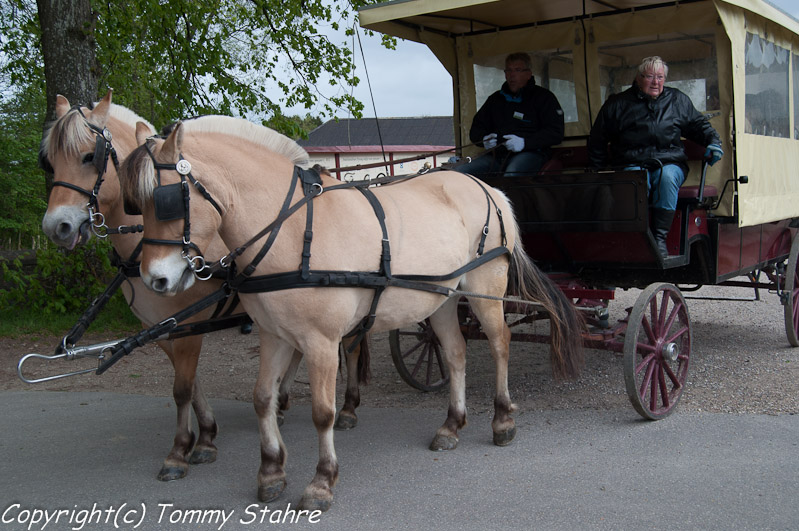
(39, 92), (351, 483)
(119, 117), (584, 511)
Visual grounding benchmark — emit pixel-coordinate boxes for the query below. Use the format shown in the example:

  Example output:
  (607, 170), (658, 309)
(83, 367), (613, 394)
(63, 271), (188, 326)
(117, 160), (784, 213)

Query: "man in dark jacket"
(588, 56), (723, 257)
(458, 52), (565, 178)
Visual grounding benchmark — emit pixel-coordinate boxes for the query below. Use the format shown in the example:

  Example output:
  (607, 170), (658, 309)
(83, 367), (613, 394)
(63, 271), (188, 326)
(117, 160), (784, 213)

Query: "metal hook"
(17, 339), (121, 384)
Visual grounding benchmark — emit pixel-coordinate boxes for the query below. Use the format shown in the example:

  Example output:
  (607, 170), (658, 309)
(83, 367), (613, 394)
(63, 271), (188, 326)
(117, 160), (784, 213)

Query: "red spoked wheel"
(388, 319), (449, 392)
(623, 283), (692, 420)
(783, 233), (799, 347)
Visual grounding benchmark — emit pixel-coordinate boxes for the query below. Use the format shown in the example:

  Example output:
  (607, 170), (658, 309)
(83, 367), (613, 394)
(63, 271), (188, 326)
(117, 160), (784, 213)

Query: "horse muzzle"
(141, 253), (196, 295)
(41, 207), (92, 249)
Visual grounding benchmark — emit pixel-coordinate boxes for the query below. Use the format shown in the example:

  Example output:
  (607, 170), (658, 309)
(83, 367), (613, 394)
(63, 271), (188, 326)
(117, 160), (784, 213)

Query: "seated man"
(458, 52), (565, 179)
(588, 55), (723, 257)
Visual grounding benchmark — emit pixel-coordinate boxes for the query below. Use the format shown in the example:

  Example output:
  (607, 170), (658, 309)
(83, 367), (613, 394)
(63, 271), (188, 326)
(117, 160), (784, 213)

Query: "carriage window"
(473, 49), (578, 123)
(597, 31), (718, 112)
(745, 33), (789, 138)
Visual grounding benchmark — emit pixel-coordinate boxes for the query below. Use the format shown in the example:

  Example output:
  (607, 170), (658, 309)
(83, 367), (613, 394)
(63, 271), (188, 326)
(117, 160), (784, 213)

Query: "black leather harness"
(100, 163), (510, 371)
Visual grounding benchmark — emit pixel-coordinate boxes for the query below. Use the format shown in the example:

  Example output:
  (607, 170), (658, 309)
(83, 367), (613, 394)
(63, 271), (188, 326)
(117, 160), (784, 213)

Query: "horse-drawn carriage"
(19, 0), (799, 512)
(361, 0), (799, 419)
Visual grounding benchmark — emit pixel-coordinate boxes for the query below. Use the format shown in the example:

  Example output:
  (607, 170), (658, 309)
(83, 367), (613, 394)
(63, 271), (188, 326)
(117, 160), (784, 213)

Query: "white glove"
(503, 134), (525, 153)
(482, 133), (498, 149)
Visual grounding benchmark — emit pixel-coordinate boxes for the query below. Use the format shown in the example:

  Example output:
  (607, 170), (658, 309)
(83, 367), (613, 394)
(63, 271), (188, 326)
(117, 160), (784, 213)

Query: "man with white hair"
(588, 56), (723, 258)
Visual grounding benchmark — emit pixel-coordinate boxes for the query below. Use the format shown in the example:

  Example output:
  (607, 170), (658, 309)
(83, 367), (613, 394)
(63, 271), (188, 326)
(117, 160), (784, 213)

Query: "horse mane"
(120, 117), (310, 213)
(41, 102), (156, 162)
(179, 116), (310, 167)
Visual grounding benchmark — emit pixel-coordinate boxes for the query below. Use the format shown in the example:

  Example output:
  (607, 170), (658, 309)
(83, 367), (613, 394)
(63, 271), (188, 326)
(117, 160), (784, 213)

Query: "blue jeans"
(625, 164), (686, 210)
(458, 150), (548, 178)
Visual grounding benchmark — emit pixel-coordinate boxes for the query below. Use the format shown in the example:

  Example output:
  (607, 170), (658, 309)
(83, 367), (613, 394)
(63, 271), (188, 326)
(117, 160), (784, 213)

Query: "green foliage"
(91, 0), (391, 128)
(0, 238), (122, 315)
(264, 112), (324, 139)
(0, 83), (48, 249)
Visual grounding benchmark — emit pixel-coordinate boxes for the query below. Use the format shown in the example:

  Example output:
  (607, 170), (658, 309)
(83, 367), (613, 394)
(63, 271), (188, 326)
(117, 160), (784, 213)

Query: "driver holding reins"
(458, 52), (565, 178)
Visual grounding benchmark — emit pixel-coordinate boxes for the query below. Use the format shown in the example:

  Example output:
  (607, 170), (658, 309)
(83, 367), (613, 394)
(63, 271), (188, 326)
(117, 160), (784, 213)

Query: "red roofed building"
(297, 117), (455, 181)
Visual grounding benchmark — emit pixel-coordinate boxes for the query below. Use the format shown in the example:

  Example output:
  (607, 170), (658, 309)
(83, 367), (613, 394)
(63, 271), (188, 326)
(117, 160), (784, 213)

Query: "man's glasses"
(504, 68), (531, 74)
(642, 73), (666, 82)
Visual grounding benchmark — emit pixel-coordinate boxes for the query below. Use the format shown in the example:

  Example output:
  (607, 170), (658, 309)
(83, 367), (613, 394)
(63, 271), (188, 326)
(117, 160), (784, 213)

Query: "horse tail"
(508, 244), (585, 380)
(357, 336), (372, 384)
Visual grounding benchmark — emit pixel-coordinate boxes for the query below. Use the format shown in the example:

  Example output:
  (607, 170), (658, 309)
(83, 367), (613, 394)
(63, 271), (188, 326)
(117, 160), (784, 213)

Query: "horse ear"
(162, 122), (183, 162)
(135, 121), (151, 145)
(90, 90), (113, 126)
(55, 95), (70, 118)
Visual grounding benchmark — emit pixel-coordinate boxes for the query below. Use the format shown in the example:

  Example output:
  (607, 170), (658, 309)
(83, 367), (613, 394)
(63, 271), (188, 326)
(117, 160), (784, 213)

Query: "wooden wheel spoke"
(664, 323), (690, 345)
(662, 359), (682, 389)
(662, 298), (684, 335)
(641, 314), (657, 344)
(400, 339), (425, 361)
(634, 352), (656, 375)
(638, 356), (657, 398)
(410, 344), (432, 379)
(658, 365), (670, 408)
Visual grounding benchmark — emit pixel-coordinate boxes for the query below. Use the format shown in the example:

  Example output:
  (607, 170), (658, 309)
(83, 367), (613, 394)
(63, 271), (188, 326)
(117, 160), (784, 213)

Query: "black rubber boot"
(651, 208), (675, 257)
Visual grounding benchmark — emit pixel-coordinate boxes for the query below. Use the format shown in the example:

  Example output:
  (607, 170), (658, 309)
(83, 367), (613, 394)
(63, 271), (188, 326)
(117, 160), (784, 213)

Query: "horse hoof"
(333, 413), (358, 431)
(300, 494), (332, 513)
(493, 426), (517, 447)
(189, 446), (217, 464)
(258, 479), (287, 502)
(429, 434), (458, 451)
(157, 465), (188, 481)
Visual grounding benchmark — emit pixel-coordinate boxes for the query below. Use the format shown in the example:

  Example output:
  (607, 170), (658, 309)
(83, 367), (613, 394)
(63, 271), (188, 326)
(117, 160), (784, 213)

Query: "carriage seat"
(678, 184), (718, 199)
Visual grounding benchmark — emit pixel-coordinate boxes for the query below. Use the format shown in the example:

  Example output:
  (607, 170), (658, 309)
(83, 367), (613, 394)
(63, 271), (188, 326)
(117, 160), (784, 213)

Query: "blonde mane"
(121, 116), (311, 212)
(179, 116), (310, 167)
(42, 102), (156, 161)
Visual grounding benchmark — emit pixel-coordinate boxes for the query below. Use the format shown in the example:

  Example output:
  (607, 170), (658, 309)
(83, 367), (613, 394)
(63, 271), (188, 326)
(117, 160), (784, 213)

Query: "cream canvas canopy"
(361, 0), (799, 226)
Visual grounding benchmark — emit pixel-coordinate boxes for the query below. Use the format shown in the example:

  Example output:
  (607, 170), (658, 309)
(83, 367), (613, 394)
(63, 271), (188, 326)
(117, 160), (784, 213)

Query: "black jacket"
(469, 78), (565, 156)
(588, 84), (720, 173)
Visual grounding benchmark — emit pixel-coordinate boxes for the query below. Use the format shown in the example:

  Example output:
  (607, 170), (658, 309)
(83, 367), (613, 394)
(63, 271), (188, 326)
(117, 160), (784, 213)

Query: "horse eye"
(82, 153), (95, 164)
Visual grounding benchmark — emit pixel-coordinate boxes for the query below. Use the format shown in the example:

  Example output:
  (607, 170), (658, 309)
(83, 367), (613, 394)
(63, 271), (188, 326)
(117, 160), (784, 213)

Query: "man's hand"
(482, 133), (498, 149)
(503, 134), (524, 152)
(704, 143), (723, 166)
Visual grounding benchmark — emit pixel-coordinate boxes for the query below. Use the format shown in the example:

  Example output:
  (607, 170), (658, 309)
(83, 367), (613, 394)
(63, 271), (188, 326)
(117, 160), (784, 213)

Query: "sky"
(297, 0), (799, 119)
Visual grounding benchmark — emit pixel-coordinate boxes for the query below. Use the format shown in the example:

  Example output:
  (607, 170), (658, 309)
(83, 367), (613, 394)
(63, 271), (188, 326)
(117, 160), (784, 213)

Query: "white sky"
(290, 0), (799, 119)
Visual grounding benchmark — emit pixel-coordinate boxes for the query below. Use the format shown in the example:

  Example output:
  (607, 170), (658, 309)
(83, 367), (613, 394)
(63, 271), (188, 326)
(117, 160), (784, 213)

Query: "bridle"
(44, 106), (141, 237)
(137, 140), (223, 281)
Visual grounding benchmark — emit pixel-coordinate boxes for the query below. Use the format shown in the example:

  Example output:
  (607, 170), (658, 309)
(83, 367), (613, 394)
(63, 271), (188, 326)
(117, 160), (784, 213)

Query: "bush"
(0, 239), (141, 335)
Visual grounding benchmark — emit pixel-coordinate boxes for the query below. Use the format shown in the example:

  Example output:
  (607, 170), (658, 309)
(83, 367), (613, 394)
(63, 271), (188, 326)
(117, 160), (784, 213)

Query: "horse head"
(120, 122), (224, 295)
(40, 90), (156, 249)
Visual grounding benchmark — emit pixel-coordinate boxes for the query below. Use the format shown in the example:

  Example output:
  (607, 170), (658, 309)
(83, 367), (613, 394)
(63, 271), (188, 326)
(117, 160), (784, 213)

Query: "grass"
(0, 292), (142, 338)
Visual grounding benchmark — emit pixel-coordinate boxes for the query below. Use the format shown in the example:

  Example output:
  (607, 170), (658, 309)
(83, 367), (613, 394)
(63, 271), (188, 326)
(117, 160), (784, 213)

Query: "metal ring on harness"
(89, 208), (108, 238)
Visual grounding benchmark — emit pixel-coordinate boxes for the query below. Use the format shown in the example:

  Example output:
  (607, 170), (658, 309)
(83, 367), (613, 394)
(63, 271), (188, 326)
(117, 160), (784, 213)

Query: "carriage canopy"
(360, 0), (799, 227)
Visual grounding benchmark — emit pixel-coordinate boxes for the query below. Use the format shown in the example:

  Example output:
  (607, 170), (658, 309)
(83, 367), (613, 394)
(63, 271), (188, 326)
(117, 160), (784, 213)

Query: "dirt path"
(4, 285), (799, 416)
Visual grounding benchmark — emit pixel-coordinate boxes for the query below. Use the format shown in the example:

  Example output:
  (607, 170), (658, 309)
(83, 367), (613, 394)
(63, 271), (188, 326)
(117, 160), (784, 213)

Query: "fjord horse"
(119, 117), (584, 511)
(39, 92), (366, 483)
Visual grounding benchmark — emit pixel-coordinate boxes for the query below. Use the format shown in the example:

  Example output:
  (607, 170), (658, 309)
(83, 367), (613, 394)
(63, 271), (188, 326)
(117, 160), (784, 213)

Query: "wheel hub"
(661, 342), (679, 362)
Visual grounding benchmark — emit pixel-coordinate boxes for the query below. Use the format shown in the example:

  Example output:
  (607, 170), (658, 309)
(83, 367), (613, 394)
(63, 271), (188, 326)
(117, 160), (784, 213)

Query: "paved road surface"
(1, 390), (797, 530)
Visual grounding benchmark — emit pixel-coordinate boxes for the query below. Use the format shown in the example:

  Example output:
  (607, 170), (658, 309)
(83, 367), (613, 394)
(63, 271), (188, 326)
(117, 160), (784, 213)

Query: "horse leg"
(189, 377), (219, 464)
(254, 335), (296, 503)
(468, 298), (516, 446)
(299, 342), (340, 512)
(427, 299), (468, 451)
(157, 336), (206, 481)
(334, 337), (363, 431)
(276, 349), (303, 426)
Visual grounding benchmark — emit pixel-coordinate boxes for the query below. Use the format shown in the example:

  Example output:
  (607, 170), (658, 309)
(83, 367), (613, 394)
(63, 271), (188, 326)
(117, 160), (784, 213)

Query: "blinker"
(92, 135), (107, 173)
(153, 182), (186, 221)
